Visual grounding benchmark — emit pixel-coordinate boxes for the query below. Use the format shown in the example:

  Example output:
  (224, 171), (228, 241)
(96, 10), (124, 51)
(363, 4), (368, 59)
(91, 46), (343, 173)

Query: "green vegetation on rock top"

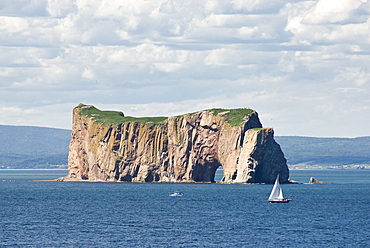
(251, 127), (263, 131)
(76, 105), (167, 125)
(208, 108), (254, 126)
(76, 105), (254, 126)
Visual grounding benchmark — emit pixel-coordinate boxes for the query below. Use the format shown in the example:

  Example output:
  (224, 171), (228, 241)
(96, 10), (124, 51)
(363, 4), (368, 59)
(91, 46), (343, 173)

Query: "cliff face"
(62, 104), (289, 183)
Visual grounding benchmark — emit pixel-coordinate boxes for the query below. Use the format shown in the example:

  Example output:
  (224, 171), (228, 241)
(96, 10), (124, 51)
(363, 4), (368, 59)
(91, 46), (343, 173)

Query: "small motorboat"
(169, 191), (184, 196)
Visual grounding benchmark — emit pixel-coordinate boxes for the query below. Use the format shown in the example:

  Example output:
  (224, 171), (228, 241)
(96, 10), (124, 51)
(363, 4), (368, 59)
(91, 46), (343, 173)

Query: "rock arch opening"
(191, 160), (222, 183)
(214, 166), (224, 182)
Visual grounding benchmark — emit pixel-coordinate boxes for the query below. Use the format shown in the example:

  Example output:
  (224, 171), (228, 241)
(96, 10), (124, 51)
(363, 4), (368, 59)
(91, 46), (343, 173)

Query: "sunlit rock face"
(61, 104), (289, 183)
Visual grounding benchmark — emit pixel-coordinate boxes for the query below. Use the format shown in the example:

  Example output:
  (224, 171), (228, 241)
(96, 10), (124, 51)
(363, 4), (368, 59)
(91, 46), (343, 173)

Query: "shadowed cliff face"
(63, 105), (289, 183)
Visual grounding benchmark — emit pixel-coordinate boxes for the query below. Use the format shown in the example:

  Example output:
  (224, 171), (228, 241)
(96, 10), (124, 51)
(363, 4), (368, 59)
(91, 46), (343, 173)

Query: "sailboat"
(268, 175), (292, 203)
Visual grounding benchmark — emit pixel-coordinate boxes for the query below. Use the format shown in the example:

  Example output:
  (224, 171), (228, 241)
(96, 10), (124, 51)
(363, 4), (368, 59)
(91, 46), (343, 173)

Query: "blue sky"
(1, 0), (369, 137)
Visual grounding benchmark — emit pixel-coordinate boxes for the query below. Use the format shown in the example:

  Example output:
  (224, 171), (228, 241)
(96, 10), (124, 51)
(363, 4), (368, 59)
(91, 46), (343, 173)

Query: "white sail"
(268, 175), (284, 201)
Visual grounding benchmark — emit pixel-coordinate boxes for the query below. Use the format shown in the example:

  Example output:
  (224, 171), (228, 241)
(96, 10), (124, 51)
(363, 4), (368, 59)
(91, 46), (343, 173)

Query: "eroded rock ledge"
(309, 177), (333, 184)
(60, 104), (289, 183)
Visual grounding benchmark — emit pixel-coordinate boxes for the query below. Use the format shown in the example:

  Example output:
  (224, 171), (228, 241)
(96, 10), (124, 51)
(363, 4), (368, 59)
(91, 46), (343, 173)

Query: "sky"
(0, 0), (369, 137)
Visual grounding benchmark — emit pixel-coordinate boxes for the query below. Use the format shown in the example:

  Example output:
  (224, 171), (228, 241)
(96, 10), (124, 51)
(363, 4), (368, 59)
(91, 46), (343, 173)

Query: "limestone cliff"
(61, 104), (289, 183)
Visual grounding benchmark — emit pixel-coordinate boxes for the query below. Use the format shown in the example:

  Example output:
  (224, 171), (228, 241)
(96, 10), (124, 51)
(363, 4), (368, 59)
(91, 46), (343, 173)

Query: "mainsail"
(268, 175), (284, 201)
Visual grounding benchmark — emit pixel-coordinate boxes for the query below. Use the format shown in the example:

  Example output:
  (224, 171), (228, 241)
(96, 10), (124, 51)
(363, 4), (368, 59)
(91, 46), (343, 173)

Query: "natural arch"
(191, 159), (222, 183)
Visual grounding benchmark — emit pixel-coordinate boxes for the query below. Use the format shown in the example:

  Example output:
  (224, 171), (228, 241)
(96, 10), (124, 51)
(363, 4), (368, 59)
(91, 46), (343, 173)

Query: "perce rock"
(59, 104), (290, 183)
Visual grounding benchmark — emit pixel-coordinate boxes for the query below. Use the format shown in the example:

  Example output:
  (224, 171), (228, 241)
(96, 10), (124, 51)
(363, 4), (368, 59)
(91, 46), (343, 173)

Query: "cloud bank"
(1, 0), (369, 137)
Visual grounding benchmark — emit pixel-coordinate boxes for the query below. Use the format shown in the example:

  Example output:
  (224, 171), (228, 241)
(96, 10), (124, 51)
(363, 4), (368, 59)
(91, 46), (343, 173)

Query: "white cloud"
(0, 103), (75, 128)
(302, 0), (369, 25)
(46, 0), (76, 18)
(337, 87), (366, 93)
(334, 67), (368, 86)
(0, 16), (29, 32)
(81, 68), (96, 80)
(284, 0), (370, 47)
(238, 26), (259, 38)
(0, 0), (369, 137)
(0, 0), (49, 17)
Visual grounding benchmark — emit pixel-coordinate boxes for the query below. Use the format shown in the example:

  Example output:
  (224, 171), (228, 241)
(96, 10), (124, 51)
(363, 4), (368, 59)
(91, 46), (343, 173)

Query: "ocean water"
(1, 169), (369, 247)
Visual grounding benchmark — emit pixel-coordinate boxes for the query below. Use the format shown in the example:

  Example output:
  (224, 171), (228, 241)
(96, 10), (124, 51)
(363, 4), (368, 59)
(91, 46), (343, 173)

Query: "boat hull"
(268, 199), (292, 203)
(169, 192), (184, 196)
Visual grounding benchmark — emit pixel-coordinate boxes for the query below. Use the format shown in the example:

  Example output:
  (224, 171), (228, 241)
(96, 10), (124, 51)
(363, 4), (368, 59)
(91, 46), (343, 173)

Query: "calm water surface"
(1, 169), (369, 247)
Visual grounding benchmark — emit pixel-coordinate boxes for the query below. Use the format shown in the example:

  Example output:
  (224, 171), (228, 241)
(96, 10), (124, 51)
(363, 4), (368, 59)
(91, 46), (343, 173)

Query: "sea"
(1, 169), (369, 247)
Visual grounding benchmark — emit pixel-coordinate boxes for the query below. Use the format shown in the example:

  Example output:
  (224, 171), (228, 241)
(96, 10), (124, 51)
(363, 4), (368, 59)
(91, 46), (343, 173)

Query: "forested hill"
(0, 125), (70, 169)
(275, 136), (370, 169)
(0, 125), (369, 169)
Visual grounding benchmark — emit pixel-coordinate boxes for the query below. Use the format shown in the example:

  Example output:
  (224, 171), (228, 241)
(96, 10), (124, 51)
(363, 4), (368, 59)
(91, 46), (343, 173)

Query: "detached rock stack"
(309, 177), (333, 184)
(60, 104), (289, 183)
